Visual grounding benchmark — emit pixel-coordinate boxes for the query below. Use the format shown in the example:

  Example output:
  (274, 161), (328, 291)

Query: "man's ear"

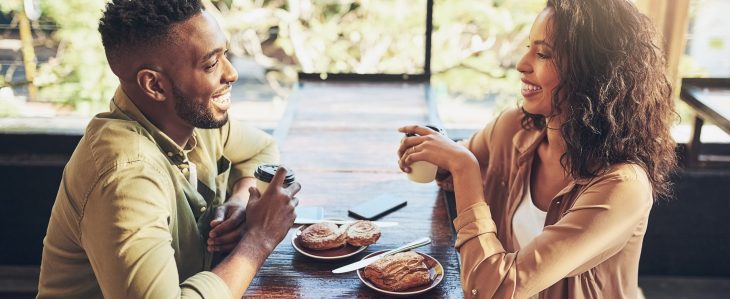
(137, 69), (169, 102)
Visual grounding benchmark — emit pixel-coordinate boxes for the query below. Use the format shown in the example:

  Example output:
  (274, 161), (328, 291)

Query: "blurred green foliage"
(217, 0), (543, 112)
(0, 0), (22, 13)
(1, 0), (116, 115)
(0, 0), (713, 123)
(36, 0), (117, 114)
(431, 0), (543, 111)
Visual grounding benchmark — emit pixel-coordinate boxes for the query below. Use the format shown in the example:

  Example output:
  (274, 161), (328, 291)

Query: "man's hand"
(210, 167), (301, 298)
(242, 166), (301, 252)
(208, 178), (255, 253)
(208, 199), (246, 253)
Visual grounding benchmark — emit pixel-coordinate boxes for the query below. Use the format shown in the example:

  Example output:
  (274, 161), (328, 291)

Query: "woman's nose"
(516, 52), (532, 74)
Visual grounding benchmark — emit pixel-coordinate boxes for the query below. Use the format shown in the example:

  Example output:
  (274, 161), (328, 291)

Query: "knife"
(294, 218), (399, 228)
(331, 237), (432, 274)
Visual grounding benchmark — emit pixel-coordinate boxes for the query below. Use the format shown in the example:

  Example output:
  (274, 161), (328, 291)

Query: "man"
(37, 1), (300, 298)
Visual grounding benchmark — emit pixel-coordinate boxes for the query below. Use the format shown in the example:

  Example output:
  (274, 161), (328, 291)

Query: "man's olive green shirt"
(37, 87), (279, 298)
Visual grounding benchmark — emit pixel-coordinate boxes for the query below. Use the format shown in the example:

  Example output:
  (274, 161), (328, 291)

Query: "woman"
(398, 0), (676, 298)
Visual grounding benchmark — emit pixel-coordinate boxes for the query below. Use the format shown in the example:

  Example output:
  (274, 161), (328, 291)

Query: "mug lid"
(254, 164), (296, 185)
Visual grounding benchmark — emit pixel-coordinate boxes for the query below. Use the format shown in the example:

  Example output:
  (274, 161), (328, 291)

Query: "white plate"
(356, 250), (444, 297)
(291, 225), (367, 260)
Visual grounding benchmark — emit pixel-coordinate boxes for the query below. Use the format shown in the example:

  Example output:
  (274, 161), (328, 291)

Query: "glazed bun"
(362, 251), (432, 291)
(345, 220), (381, 247)
(300, 222), (347, 250)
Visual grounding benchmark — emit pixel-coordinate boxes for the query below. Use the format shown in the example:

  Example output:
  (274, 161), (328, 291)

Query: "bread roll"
(299, 222), (346, 250)
(345, 220), (381, 246)
(362, 251), (432, 291)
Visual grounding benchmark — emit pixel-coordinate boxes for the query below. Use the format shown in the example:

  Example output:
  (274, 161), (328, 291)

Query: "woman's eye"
(537, 52), (550, 59)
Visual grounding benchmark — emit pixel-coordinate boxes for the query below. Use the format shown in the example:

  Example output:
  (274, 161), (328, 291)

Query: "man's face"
(164, 11), (238, 129)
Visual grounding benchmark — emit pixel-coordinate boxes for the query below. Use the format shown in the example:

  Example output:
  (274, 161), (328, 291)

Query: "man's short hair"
(98, 0), (203, 68)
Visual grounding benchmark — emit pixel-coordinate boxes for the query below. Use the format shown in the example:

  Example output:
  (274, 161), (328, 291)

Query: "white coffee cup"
(403, 125), (446, 183)
(254, 164), (296, 193)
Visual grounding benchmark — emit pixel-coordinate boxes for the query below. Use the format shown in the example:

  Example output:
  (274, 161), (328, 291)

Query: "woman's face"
(516, 7), (560, 117)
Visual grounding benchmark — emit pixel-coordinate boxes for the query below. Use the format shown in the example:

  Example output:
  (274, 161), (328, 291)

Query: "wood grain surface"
(243, 82), (462, 298)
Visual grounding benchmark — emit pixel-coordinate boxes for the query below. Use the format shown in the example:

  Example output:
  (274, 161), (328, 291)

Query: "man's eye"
(537, 52), (550, 59)
(206, 60), (219, 70)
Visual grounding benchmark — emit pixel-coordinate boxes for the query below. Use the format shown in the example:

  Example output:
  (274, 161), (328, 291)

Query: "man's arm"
(229, 177), (255, 203)
(82, 161), (232, 299)
(222, 120), (279, 192)
(210, 167), (301, 298)
(208, 177), (256, 252)
(208, 119), (279, 254)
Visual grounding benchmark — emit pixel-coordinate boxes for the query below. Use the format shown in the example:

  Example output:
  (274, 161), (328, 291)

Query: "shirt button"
(472, 289), (478, 296)
(500, 181), (506, 186)
(555, 200), (561, 205)
(167, 152), (173, 157)
(200, 206), (207, 213)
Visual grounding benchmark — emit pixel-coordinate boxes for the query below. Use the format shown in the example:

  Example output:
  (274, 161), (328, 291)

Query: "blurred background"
(1, 0), (726, 143)
(1, 1), (730, 297)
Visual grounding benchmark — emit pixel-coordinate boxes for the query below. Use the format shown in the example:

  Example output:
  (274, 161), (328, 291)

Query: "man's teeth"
(213, 93), (230, 104)
(522, 83), (542, 92)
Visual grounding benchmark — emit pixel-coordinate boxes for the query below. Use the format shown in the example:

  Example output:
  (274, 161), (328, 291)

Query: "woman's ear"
(137, 69), (169, 102)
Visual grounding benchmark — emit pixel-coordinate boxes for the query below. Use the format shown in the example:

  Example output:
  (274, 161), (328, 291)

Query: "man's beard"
(172, 85), (228, 129)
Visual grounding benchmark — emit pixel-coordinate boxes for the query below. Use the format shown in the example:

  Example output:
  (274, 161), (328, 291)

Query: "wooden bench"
(679, 78), (730, 168)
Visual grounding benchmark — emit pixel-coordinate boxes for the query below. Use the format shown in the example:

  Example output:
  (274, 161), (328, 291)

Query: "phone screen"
(348, 194), (407, 220)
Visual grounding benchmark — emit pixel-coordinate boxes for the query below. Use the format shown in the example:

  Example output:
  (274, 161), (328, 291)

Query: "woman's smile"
(521, 80), (543, 98)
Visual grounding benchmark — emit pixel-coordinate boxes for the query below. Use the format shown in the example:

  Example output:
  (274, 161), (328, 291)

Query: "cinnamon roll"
(299, 222), (347, 250)
(345, 220), (381, 247)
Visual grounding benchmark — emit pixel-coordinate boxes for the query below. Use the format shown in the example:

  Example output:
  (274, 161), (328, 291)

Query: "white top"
(512, 180), (548, 249)
(513, 181), (548, 299)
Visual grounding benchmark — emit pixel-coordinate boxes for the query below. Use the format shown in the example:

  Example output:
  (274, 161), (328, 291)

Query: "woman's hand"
(398, 125), (477, 174)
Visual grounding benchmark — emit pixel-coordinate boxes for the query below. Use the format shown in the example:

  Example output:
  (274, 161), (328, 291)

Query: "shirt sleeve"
(80, 161), (233, 299)
(222, 119), (280, 190)
(453, 166), (653, 298)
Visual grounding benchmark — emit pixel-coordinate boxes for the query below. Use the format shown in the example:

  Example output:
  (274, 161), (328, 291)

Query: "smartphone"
(348, 194), (407, 220)
(295, 206), (324, 221)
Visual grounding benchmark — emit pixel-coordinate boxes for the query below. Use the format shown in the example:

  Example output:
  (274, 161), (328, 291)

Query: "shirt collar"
(111, 86), (191, 161)
(512, 126), (591, 186)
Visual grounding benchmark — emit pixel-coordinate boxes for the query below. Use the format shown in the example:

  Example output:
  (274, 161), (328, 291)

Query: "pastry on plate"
(299, 222), (346, 250)
(344, 220), (381, 247)
(362, 251), (432, 291)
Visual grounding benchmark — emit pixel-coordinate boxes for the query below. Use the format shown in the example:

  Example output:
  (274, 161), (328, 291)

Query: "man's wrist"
(239, 229), (277, 254)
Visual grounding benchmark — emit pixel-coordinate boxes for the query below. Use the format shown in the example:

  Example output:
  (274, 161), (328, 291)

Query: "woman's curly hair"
(522, 0), (678, 199)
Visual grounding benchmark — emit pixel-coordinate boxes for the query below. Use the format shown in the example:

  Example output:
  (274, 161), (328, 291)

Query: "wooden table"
(679, 78), (730, 168)
(243, 82), (463, 297)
